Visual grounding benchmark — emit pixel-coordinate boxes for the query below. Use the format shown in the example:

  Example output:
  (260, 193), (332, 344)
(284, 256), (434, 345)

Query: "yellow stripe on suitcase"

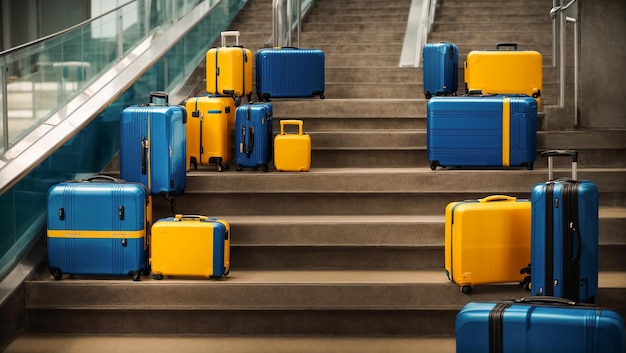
(502, 98), (510, 167)
(47, 230), (145, 239)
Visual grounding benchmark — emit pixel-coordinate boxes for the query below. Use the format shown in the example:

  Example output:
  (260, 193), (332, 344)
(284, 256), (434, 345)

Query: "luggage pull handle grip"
(479, 195), (517, 203)
(280, 119), (304, 135)
(141, 136), (148, 175)
(541, 150), (578, 180)
(496, 42), (518, 50)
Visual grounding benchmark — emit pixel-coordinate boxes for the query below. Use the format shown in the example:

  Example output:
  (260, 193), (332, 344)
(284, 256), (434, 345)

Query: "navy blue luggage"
(234, 103), (273, 172)
(527, 150), (599, 303)
(255, 47), (325, 101)
(427, 94), (537, 170)
(422, 42), (458, 99)
(120, 91), (187, 197)
(455, 297), (625, 353)
(47, 175), (149, 281)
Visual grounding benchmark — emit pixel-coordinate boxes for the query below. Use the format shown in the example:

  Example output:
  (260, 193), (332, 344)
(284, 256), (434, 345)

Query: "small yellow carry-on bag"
(274, 119), (311, 172)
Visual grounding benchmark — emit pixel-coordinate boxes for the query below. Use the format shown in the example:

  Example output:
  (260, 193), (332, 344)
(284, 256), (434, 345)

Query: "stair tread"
(3, 335), (456, 353)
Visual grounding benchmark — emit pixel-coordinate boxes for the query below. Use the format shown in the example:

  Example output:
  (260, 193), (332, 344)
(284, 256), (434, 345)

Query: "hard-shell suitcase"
(47, 175), (149, 281)
(255, 47), (325, 101)
(120, 91), (187, 196)
(464, 43), (542, 109)
(206, 31), (253, 103)
(445, 195), (531, 294)
(422, 42), (458, 99)
(427, 94), (537, 170)
(527, 150), (599, 303)
(185, 95), (235, 172)
(455, 297), (625, 353)
(150, 214), (230, 279)
(234, 103), (273, 172)
(273, 119), (311, 172)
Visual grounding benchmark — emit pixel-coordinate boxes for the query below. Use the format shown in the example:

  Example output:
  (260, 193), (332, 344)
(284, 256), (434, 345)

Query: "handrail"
(399, 0), (437, 68)
(269, 0), (314, 48)
(550, 0), (579, 126)
(0, 1), (134, 57)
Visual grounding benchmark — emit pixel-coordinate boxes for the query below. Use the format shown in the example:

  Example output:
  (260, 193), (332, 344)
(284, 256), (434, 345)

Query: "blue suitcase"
(422, 42), (458, 99)
(234, 103), (273, 172)
(255, 47), (325, 101)
(526, 150), (599, 303)
(120, 91), (187, 197)
(47, 175), (149, 281)
(427, 94), (537, 170)
(455, 297), (625, 353)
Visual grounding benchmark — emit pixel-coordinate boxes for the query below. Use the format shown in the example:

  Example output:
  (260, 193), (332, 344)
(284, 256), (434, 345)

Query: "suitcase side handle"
(221, 31), (240, 47)
(514, 296), (594, 307)
(479, 195), (517, 203)
(174, 214), (209, 221)
(496, 42), (518, 50)
(84, 175), (124, 183)
(541, 150), (578, 180)
(280, 119), (304, 135)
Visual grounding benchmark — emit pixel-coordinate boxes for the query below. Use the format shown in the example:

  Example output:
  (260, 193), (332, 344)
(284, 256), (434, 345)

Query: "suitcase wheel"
(262, 165), (269, 172)
(236, 164), (243, 172)
(461, 286), (472, 295)
(130, 271), (142, 282)
(49, 267), (63, 280)
(152, 273), (164, 280)
(525, 162), (534, 170)
(424, 92), (432, 99)
(319, 93), (325, 99)
(429, 161), (440, 171)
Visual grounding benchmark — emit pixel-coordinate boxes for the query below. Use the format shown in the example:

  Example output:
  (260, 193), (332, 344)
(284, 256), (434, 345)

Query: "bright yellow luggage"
(150, 214), (230, 279)
(444, 195), (531, 294)
(185, 96), (235, 171)
(464, 43), (542, 109)
(273, 119), (311, 172)
(206, 31), (253, 103)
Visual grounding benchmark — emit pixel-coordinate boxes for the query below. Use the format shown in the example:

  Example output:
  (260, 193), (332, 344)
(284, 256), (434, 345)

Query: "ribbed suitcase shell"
(47, 177), (148, 280)
(422, 42), (458, 98)
(150, 215), (230, 279)
(464, 44), (542, 109)
(206, 46), (253, 100)
(445, 195), (531, 293)
(120, 101), (187, 195)
(274, 120), (311, 172)
(255, 47), (325, 101)
(455, 298), (625, 353)
(427, 94), (537, 170)
(530, 179), (599, 303)
(234, 103), (273, 171)
(185, 96), (235, 171)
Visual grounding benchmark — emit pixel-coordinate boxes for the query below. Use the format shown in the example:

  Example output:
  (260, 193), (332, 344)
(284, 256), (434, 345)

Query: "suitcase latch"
(58, 208), (65, 220)
(554, 198), (559, 208)
(118, 206), (125, 220)
(121, 239), (127, 247)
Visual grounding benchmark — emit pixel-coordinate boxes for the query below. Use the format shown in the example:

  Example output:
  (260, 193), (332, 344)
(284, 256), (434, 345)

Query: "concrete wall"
(579, 0), (626, 128)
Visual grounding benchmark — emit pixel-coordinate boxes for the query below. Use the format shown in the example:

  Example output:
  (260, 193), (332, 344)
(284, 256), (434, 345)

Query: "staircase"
(7, 0), (626, 352)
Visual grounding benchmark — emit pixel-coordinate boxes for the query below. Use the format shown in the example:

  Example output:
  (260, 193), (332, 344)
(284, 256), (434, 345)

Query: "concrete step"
(436, 6), (548, 17)
(162, 168), (626, 218)
(300, 31), (405, 45)
(428, 32), (552, 45)
(22, 269), (626, 335)
(325, 67), (420, 83)
(306, 14), (409, 23)
(4, 335), (457, 353)
(302, 22), (408, 33)
(326, 54), (400, 67)
(432, 22), (552, 33)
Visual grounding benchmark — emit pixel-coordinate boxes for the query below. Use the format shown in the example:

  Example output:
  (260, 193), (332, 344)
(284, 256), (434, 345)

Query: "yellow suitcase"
(206, 31), (253, 103)
(185, 96), (235, 172)
(444, 195), (531, 294)
(273, 119), (311, 172)
(464, 43), (542, 109)
(150, 214), (230, 279)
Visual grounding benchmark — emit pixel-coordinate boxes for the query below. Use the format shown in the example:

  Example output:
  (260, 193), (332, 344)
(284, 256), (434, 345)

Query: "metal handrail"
(550, 0), (579, 126)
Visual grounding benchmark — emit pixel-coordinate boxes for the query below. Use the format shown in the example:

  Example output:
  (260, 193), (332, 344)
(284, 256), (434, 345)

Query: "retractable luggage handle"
(221, 31), (240, 47)
(514, 296), (595, 307)
(541, 149), (578, 180)
(496, 42), (518, 50)
(149, 91), (169, 105)
(174, 214), (209, 221)
(280, 119), (304, 135)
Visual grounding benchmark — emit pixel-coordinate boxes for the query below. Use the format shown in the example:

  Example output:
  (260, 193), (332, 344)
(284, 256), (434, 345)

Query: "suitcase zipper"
(544, 182), (555, 296)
